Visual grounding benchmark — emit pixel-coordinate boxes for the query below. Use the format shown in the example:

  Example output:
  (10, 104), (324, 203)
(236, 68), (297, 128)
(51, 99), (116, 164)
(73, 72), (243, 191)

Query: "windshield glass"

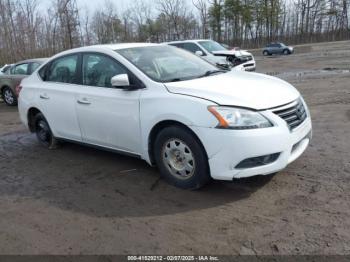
(116, 45), (220, 82)
(198, 40), (227, 53)
(1, 65), (12, 74)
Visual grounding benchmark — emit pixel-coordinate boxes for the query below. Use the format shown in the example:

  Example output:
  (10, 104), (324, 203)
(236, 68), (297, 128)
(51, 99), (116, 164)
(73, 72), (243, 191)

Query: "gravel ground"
(0, 40), (349, 255)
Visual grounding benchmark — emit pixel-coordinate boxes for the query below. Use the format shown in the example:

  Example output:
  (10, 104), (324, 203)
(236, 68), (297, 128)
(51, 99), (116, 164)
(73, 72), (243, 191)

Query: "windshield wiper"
(165, 70), (226, 82)
(200, 70), (227, 78)
(166, 78), (183, 82)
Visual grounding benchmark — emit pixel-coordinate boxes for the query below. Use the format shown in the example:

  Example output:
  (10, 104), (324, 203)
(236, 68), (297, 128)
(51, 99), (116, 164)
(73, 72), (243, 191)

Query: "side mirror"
(195, 50), (204, 56)
(111, 74), (130, 88)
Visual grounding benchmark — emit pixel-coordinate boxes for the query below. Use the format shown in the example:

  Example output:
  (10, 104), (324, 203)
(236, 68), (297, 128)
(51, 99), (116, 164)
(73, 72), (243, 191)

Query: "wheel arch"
(1, 85), (11, 95)
(147, 120), (208, 166)
(27, 107), (42, 132)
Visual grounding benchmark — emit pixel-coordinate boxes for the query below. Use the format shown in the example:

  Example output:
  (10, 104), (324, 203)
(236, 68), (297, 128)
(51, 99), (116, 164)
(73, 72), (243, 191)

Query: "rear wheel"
(263, 50), (269, 56)
(154, 126), (211, 190)
(34, 113), (58, 149)
(2, 87), (17, 106)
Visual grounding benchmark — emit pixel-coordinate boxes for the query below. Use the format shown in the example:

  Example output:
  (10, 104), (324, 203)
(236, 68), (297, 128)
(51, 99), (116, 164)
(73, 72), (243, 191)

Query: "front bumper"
(193, 112), (312, 180)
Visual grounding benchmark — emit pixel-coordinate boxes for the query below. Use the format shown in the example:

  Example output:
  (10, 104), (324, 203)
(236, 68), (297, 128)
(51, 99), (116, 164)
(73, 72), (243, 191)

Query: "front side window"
(30, 62), (41, 73)
(82, 54), (127, 88)
(169, 43), (184, 48)
(198, 40), (227, 53)
(116, 45), (221, 83)
(46, 55), (78, 84)
(183, 43), (203, 54)
(13, 63), (29, 75)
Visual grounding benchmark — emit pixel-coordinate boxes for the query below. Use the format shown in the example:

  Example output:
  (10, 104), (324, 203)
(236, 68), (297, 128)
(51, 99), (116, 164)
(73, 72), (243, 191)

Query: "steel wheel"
(162, 138), (196, 180)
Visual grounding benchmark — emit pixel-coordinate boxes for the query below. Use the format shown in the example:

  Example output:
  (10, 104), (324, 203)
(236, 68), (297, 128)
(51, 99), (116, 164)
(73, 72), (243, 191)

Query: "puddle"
(265, 68), (350, 80)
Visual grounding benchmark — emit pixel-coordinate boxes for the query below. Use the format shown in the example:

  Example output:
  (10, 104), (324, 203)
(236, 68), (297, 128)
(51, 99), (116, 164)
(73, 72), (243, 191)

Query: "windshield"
(198, 40), (227, 53)
(116, 45), (220, 82)
(1, 65), (12, 74)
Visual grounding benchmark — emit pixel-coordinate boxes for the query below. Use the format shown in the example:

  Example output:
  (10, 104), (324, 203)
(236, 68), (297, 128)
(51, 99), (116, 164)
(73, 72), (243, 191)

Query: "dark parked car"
(0, 58), (46, 106)
(263, 42), (294, 56)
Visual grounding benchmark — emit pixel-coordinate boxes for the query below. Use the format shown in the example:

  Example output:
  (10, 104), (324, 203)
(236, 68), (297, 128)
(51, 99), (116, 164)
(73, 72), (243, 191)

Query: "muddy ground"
(0, 41), (349, 255)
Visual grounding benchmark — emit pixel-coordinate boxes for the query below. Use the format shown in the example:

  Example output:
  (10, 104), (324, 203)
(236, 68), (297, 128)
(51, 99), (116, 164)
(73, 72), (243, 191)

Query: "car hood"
(204, 55), (228, 65)
(164, 71), (300, 110)
(212, 50), (252, 57)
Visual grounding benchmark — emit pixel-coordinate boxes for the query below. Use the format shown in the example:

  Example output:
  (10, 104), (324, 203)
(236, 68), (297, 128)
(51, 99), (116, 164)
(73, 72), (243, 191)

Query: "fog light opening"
(235, 153), (281, 169)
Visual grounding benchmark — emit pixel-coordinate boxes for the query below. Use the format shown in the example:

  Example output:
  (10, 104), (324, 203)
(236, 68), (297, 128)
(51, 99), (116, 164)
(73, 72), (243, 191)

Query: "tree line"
(0, 0), (349, 64)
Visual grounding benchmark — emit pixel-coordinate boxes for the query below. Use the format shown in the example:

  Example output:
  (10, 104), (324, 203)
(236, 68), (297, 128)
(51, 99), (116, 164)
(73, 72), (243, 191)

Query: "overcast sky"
(76, 0), (152, 13)
(77, 0), (127, 10)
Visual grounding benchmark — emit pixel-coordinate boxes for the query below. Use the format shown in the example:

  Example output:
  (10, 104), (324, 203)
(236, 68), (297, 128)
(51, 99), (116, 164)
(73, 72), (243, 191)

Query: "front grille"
(273, 99), (307, 130)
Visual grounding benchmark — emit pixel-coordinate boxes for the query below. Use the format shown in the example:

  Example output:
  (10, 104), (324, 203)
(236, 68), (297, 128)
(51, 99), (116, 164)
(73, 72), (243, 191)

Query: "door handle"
(77, 98), (91, 105)
(40, 94), (49, 100)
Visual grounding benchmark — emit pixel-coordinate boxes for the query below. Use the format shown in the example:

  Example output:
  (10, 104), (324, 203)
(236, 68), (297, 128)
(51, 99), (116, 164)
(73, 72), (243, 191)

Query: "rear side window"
(82, 53), (127, 88)
(12, 63), (29, 75)
(46, 55), (78, 84)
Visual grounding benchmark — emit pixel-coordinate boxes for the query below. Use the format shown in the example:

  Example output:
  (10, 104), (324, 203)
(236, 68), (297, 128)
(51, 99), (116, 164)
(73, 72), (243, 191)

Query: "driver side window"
(82, 54), (127, 88)
(183, 43), (203, 54)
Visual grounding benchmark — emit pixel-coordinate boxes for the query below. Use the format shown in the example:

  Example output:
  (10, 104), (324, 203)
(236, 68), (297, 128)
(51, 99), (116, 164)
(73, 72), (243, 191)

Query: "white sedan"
(18, 43), (312, 189)
(167, 40), (256, 71)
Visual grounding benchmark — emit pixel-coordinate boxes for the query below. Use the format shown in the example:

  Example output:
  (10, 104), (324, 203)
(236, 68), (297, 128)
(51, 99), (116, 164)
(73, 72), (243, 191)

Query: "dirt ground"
(0, 40), (349, 255)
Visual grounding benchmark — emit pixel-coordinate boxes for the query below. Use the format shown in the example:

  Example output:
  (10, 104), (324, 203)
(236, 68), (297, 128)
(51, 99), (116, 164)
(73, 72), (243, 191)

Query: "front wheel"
(34, 113), (58, 149)
(154, 126), (211, 190)
(2, 87), (17, 106)
(283, 49), (290, 55)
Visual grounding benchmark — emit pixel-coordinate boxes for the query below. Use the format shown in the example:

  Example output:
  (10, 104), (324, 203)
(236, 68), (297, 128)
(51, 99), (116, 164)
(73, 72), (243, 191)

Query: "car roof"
(15, 58), (47, 65)
(166, 39), (212, 44)
(66, 43), (159, 52)
(49, 43), (161, 59)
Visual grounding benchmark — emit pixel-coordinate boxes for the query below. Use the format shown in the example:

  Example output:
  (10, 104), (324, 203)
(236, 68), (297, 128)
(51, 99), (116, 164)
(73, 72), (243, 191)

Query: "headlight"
(208, 106), (273, 129)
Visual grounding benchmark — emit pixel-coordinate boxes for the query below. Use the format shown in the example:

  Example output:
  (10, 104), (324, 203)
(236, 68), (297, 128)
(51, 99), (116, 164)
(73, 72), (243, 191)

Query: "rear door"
(75, 52), (142, 154)
(38, 54), (82, 141)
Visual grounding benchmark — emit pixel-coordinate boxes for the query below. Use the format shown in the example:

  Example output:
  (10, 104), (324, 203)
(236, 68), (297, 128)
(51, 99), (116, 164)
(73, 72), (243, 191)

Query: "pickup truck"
(0, 58), (46, 106)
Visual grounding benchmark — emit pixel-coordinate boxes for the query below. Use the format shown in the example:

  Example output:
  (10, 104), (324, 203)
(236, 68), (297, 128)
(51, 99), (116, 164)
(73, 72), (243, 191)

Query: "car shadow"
(0, 132), (274, 218)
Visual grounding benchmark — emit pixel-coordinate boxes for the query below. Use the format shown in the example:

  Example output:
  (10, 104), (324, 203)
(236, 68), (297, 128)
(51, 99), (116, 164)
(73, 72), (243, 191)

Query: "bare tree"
(193, 0), (209, 38)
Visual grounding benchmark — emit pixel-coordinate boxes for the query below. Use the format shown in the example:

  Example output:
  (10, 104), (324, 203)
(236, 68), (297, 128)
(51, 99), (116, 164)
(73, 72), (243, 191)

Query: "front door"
(75, 53), (142, 154)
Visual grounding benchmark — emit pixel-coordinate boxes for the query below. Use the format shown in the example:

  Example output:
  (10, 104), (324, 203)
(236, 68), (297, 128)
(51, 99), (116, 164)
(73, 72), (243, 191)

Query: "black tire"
(154, 126), (211, 190)
(34, 113), (58, 149)
(283, 49), (290, 55)
(2, 87), (17, 106)
(263, 50), (269, 56)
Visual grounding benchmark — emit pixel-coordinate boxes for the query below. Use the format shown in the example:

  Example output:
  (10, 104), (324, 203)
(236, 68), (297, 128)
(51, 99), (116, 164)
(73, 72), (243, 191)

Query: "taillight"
(15, 85), (22, 97)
